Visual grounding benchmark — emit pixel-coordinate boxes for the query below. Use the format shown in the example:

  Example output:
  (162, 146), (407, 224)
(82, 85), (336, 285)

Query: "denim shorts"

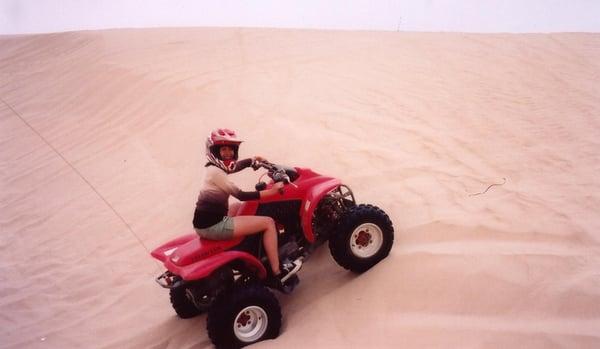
(195, 216), (235, 240)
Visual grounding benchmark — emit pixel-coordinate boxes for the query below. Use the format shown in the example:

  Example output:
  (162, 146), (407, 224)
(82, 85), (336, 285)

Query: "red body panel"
(166, 251), (267, 281)
(300, 178), (341, 242)
(151, 234), (266, 280)
(235, 167), (341, 242)
(169, 236), (244, 266)
(151, 234), (197, 263)
(151, 166), (342, 281)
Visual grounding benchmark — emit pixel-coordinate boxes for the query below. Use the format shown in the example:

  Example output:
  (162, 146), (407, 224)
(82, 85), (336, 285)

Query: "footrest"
(280, 258), (303, 283)
(280, 274), (300, 294)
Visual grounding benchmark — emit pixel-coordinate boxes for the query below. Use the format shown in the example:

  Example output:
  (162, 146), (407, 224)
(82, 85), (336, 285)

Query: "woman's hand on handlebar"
(252, 156), (271, 170)
(254, 156), (267, 162)
(259, 181), (285, 198)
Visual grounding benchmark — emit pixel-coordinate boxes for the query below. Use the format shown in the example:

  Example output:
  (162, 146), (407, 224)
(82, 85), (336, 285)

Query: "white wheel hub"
(349, 223), (383, 258)
(233, 306), (268, 343)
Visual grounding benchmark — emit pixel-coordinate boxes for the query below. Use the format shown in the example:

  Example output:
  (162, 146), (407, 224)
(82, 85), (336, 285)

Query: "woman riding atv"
(193, 128), (293, 288)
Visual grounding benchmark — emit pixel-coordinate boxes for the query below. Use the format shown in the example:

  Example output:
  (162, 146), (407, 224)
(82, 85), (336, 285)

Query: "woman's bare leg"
(231, 216), (280, 275)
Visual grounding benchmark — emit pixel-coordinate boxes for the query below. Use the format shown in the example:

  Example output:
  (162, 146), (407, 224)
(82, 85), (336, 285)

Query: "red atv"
(151, 161), (394, 348)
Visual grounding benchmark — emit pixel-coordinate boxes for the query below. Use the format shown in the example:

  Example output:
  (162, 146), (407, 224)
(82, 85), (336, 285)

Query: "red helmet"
(206, 128), (243, 172)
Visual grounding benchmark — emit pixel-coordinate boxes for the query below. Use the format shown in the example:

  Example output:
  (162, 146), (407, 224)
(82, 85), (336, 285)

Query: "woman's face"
(219, 146), (234, 160)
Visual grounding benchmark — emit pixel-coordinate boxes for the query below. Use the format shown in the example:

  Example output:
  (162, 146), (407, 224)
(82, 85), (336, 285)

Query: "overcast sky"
(1, 0), (600, 35)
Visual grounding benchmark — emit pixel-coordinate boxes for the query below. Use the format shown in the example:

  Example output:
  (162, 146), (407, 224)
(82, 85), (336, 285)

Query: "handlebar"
(252, 160), (298, 189)
(252, 159), (275, 171)
(271, 170), (290, 184)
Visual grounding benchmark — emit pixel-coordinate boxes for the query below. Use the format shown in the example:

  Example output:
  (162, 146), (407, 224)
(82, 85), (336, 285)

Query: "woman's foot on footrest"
(267, 260), (303, 291)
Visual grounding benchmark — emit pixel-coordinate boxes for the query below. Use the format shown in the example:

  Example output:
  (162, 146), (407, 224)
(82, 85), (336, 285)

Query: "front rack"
(333, 184), (356, 207)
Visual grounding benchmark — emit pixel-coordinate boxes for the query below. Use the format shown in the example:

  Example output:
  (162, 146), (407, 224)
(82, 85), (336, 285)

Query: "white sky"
(1, 0), (600, 35)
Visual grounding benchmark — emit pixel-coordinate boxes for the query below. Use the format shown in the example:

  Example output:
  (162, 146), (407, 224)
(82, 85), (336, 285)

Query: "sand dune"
(1, 28), (600, 348)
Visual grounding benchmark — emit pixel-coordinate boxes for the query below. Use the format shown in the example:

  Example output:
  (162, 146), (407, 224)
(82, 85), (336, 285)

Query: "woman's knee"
(263, 216), (275, 229)
(233, 216), (273, 235)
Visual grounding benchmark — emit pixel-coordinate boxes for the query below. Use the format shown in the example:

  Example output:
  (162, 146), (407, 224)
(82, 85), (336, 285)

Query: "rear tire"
(170, 286), (202, 319)
(207, 284), (281, 348)
(329, 204), (394, 273)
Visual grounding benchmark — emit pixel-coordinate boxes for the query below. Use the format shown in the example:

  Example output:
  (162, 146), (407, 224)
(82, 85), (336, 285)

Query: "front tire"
(329, 204), (394, 273)
(207, 284), (281, 348)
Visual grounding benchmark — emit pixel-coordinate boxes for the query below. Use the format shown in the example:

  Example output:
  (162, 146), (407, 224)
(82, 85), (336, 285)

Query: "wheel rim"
(233, 306), (269, 343)
(349, 223), (383, 258)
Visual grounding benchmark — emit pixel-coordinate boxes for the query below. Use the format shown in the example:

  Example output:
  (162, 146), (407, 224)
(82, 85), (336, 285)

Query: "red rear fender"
(151, 234), (244, 265)
(169, 236), (244, 266)
(150, 234), (197, 263)
(164, 251), (267, 281)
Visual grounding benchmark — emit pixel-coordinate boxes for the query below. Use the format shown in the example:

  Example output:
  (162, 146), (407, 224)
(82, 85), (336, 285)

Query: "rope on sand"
(0, 97), (153, 258)
(468, 177), (507, 197)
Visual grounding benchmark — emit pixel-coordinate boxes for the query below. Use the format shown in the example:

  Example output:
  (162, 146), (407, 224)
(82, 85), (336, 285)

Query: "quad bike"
(151, 161), (394, 348)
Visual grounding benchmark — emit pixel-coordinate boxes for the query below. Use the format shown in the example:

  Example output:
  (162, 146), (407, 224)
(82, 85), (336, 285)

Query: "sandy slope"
(1, 28), (600, 348)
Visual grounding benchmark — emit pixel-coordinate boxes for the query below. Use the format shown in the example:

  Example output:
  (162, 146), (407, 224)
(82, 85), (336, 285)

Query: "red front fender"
(301, 178), (341, 243)
(164, 250), (267, 281)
